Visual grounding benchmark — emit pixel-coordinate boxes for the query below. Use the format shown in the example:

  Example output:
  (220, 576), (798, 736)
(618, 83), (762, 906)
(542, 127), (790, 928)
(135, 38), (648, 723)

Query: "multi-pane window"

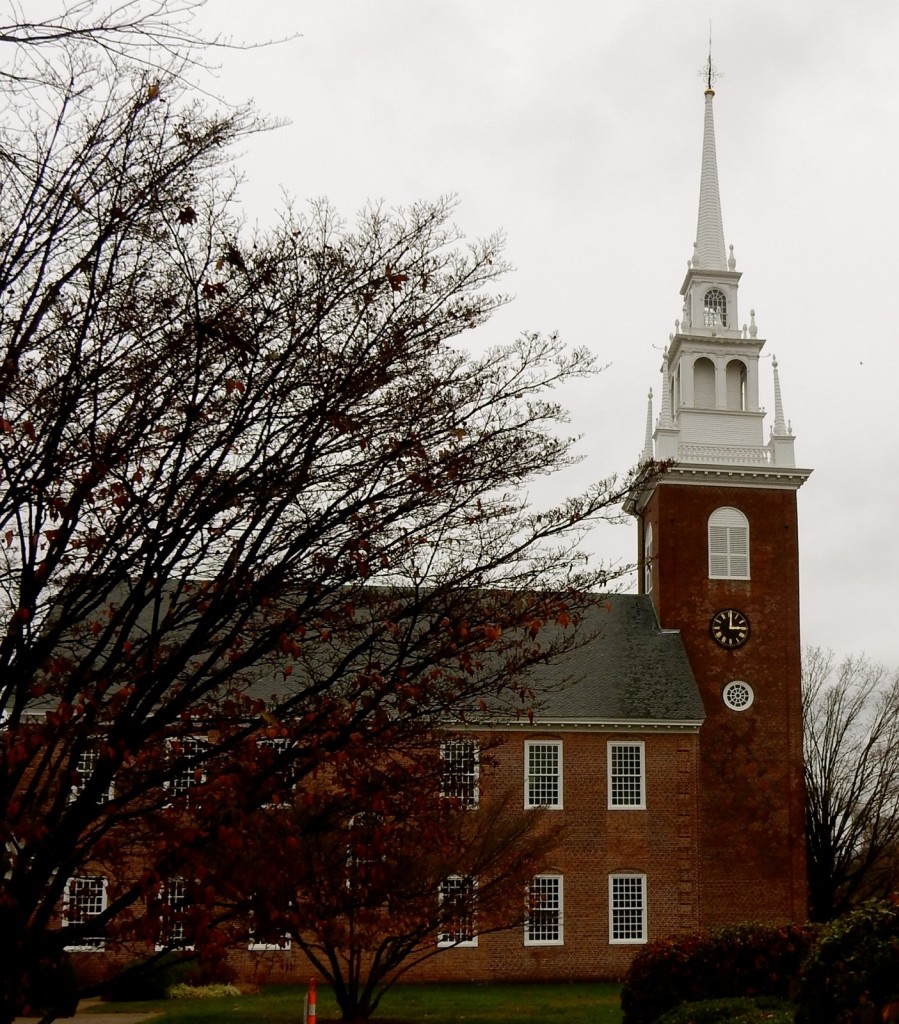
(526, 875), (563, 945)
(70, 747), (114, 803)
(438, 875), (478, 947)
(609, 874), (647, 944)
(440, 739), (479, 809)
(166, 736), (208, 801)
(156, 877), (190, 950)
(703, 288), (727, 327)
(63, 875), (107, 951)
(525, 741), (562, 809)
(708, 507), (750, 579)
(608, 741), (645, 809)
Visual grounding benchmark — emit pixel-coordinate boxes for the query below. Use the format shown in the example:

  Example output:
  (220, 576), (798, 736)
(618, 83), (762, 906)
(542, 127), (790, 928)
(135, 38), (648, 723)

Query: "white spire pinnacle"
(642, 389), (654, 463)
(772, 356), (787, 436)
(660, 349), (673, 428)
(694, 89), (727, 271)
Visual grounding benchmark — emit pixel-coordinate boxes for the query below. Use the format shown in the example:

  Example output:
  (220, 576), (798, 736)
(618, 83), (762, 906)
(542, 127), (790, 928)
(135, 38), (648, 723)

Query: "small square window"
(608, 741), (645, 810)
(526, 875), (563, 945)
(525, 741), (562, 809)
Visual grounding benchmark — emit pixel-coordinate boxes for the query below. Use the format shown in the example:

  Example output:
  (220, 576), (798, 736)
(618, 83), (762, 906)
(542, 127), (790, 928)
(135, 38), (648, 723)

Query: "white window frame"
(69, 746), (114, 804)
(155, 876), (193, 951)
(524, 740), (562, 809)
(703, 287), (728, 327)
(607, 741), (646, 810)
(609, 873), (647, 944)
(63, 875), (107, 951)
(723, 680), (755, 712)
(440, 739), (480, 810)
(437, 875), (478, 948)
(164, 735), (208, 802)
(525, 874), (563, 946)
(708, 507), (750, 580)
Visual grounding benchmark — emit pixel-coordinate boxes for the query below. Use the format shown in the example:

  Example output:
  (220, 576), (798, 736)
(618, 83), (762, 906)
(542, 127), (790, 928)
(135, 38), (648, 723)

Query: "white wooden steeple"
(647, 80), (805, 477)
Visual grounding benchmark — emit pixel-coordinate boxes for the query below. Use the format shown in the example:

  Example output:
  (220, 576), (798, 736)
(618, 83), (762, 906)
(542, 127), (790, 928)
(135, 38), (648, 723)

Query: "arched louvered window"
(704, 288), (728, 327)
(726, 360), (747, 411)
(694, 357), (716, 408)
(643, 523), (653, 594)
(708, 507), (750, 579)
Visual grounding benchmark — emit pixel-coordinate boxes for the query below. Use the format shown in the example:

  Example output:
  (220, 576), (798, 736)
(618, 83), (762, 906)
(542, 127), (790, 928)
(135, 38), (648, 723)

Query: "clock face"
(710, 608), (750, 649)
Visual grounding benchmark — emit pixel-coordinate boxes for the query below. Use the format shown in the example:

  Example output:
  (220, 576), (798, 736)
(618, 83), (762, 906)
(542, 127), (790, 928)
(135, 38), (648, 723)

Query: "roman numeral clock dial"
(710, 608), (750, 649)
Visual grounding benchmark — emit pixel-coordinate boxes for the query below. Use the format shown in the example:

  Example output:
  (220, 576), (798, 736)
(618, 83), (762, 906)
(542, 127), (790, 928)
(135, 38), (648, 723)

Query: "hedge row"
(624, 900), (899, 1024)
(620, 921), (817, 1024)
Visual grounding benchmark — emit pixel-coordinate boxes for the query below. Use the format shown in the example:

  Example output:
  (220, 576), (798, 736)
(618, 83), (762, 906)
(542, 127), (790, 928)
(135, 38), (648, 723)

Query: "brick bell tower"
(626, 75), (812, 927)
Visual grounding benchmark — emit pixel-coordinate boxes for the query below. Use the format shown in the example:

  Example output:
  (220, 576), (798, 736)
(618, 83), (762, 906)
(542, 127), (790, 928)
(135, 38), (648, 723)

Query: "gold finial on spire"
(700, 22), (722, 93)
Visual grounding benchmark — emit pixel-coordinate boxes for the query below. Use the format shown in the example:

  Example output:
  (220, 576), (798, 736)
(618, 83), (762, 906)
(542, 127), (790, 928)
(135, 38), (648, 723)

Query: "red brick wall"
(406, 727), (701, 982)
(641, 480), (808, 927)
(67, 727), (702, 986)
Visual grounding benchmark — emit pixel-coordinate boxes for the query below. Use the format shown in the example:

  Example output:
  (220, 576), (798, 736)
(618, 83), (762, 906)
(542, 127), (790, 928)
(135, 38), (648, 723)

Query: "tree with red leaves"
(201, 736), (561, 1022)
(0, 5), (633, 1020)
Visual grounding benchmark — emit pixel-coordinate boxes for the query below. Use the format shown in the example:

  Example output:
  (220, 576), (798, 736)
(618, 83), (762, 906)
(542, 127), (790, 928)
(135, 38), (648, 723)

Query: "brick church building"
(62, 81), (811, 986)
(401, 77), (812, 981)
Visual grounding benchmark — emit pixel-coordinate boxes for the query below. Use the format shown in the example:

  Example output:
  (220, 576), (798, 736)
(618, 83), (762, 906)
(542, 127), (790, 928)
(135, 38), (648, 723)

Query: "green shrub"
(620, 922), (816, 1024)
(654, 996), (795, 1024)
(795, 898), (899, 1024)
(168, 983), (241, 999)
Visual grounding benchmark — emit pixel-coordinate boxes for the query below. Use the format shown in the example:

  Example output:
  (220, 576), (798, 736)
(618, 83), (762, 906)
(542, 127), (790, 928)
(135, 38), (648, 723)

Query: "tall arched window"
(708, 507), (750, 579)
(725, 360), (747, 411)
(643, 523), (653, 594)
(704, 289), (728, 327)
(693, 357), (716, 408)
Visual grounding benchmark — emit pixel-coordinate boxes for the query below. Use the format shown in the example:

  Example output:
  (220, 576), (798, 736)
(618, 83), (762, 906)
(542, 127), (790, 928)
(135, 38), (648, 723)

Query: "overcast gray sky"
(192, 0), (899, 667)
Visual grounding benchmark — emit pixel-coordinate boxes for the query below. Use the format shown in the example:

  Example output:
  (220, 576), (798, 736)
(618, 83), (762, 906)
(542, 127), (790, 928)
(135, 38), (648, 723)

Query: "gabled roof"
(506, 594), (704, 729)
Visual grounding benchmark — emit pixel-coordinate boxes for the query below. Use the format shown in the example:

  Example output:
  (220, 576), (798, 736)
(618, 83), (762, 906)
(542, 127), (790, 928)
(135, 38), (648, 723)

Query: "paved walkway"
(15, 999), (161, 1023)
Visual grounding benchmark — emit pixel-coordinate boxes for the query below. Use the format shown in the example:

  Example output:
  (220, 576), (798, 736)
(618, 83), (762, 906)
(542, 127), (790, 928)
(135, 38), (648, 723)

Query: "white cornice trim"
(446, 719), (704, 734)
(658, 465), (813, 489)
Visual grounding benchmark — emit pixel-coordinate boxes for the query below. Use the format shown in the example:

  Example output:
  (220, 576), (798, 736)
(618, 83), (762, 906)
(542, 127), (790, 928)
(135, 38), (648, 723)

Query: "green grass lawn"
(91, 982), (623, 1024)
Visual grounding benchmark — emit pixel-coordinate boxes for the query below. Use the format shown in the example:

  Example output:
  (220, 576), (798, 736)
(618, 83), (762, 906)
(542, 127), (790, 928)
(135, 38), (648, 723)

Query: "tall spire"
(694, 57), (726, 271)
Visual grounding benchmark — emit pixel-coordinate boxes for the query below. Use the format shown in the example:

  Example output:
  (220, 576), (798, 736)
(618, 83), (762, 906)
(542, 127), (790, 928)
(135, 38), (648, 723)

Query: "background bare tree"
(803, 646), (899, 921)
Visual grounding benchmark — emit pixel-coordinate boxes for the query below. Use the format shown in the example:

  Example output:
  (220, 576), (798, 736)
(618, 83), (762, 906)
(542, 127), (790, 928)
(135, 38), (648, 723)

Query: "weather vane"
(700, 23), (722, 90)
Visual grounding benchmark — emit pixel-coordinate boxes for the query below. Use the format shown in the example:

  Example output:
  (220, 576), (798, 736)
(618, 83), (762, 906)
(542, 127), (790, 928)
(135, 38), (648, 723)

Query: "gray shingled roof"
(517, 594), (705, 726)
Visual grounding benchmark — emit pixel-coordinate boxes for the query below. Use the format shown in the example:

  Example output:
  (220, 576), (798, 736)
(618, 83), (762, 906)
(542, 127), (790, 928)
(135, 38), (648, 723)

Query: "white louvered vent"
(708, 507), (750, 579)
